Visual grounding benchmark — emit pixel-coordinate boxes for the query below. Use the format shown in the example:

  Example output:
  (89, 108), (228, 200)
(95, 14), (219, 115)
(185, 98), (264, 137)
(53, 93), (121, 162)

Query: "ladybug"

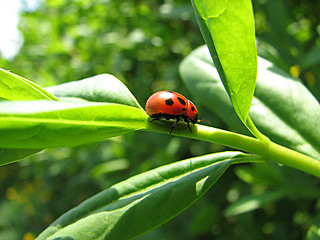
(145, 90), (198, 134)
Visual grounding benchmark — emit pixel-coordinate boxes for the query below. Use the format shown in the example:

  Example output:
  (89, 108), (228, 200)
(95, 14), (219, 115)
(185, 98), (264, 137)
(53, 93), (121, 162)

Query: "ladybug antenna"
(198, 119), (210, 124)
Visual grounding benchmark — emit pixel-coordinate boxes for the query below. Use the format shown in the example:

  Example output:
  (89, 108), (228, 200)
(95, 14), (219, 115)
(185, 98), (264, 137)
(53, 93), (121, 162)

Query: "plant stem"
(144, 122), (320, 178)
(195, 125), (320, 178)
(245, 116), (269, 143)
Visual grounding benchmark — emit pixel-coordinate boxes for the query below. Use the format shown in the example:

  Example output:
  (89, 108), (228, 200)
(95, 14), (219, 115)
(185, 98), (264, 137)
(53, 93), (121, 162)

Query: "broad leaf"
(0, 68), (59, 164)
(180, 46), (320, 159)
(0, 68), (59, 101)
(0, 73), (145, 165)
(191, 0), (257, 124)
(46, 74), (142, 109)
(36, 151), (248, 240)
(0, 101), (147, 150)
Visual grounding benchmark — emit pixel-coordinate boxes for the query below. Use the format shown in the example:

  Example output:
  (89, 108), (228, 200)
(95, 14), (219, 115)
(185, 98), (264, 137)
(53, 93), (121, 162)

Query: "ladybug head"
(186, 100), (198, 124)
(191, 114), (199, 124)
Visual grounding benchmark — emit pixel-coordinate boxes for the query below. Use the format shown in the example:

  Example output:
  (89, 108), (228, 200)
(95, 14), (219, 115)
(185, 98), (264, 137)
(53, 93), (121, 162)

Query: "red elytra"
(145, 90), (199, 134)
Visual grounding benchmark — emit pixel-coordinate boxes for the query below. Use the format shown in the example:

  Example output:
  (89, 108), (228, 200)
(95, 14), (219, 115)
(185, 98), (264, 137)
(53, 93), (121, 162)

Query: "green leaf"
(36, 151), (246, 240)
(224, 190), (287, 217)
(0, 68), (59, 101)
(300, 46), (320, 71)
(0, 68), (58, 163)
(306, 215), (320, 240)
(180, 46), (320, 159)
(0, 73), (145, 164)
(46, 74), (143, 109)
(307, 225), (320, 240)
(235, 163), (320, 199)
(0, 101), (148, 149)
(90, 158), (130, 177)
(191, 0), (257, 123)
(0, 148), (42, 166)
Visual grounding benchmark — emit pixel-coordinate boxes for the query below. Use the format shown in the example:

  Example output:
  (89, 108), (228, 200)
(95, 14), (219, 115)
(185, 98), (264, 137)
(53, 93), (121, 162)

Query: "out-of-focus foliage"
(0, 0), (319, 239)
(1, 0), (202, 101)
(254, 0), (320, 100)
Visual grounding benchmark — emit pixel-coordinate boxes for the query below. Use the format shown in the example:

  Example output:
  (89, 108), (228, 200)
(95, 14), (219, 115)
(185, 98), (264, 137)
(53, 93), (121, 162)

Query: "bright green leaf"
(0, 101), (148, 149)
(307, 225), (320, 240)
(191, 0), (257, 123)
(180, 46), (320, 159)
(0, 68), (59, 101)
(0, 68), (59, 163)
(36, 151), (248, 240)
(0, 73), (145, 164)
(46, 74), (143, 109)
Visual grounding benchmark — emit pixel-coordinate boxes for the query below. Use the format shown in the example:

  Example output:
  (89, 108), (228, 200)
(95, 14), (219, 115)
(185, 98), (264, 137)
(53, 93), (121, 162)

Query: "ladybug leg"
(181, 116), (192, 133)
(150, 113), (161, 122)
(185, 118), (192, 133)
(169, 117), (180, 135)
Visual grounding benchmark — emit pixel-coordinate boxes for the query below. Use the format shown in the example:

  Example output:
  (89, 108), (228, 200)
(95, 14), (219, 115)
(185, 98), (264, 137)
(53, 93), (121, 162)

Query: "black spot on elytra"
(182, 108), (187, 111)
(191, 106), (195, 111)
(165, 98), (174, 106)
(177, 97), (186, 105)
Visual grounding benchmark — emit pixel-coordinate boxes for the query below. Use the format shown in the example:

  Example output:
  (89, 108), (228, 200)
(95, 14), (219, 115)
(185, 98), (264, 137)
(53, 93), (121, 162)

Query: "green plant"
(1, 0), (319, 239)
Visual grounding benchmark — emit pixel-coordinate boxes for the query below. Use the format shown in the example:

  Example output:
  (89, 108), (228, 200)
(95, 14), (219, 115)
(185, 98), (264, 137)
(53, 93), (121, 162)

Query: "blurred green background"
(0, 0), (320, 239)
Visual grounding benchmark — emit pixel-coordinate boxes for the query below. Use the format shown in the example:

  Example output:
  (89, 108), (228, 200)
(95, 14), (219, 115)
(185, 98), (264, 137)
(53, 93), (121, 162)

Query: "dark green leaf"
(36, 151), (246, 240)
(300, 46), (320, 71)
(235, 163), (320, 199)
(0, 148), (42, 166)
(224, 190), (287, 217)
(180, 46), (320, 159)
